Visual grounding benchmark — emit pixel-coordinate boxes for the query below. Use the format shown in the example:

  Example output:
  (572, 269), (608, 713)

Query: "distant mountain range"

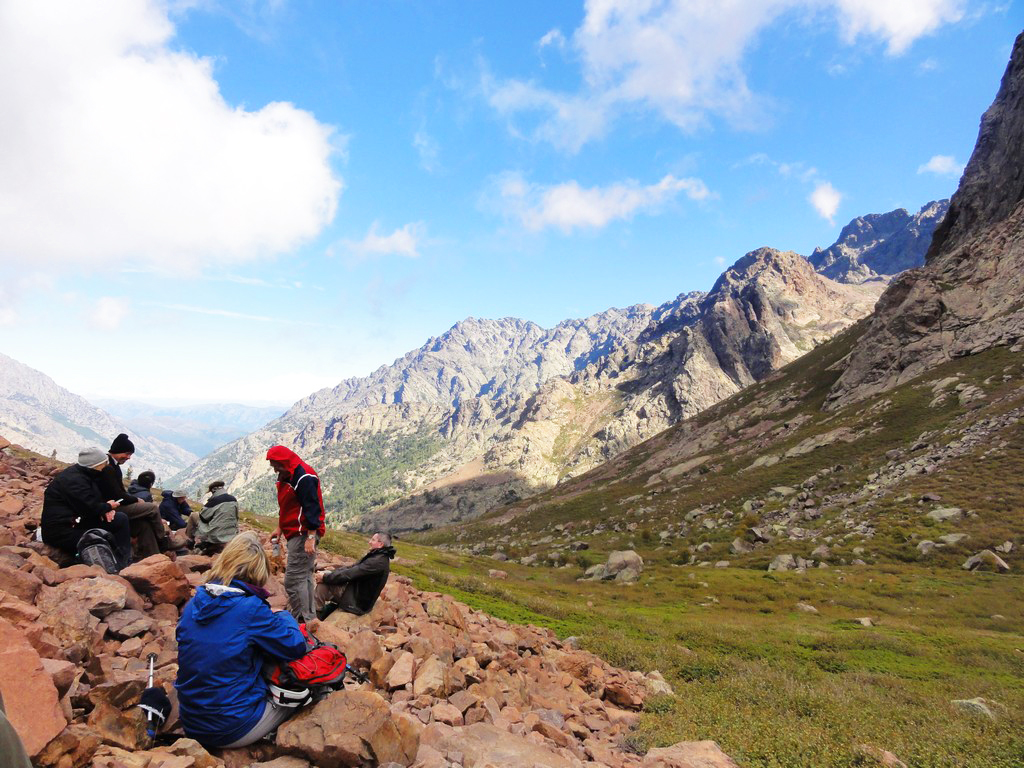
(0, 353), (197, 480)
(171, 200), (947, 532)
(93, 400), (285, 457)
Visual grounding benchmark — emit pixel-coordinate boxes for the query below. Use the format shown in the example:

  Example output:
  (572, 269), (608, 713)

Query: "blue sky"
(0, 0), (1019, 405)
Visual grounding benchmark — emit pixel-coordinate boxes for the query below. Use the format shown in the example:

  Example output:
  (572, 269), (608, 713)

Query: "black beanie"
(110, 433), (135, 454)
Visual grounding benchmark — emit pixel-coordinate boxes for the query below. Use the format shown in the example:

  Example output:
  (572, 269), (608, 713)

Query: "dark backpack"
(265, 625), (363, 707)
(78, 528), (119, 574)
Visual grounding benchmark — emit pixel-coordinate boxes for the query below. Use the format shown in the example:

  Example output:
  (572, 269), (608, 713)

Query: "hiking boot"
(316, 602), (338, 621)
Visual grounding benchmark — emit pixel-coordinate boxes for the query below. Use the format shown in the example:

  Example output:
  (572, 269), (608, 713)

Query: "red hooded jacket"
(266, 446), (326, 540)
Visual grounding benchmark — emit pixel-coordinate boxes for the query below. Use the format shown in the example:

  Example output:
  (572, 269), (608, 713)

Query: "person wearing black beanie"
(98, 433), (170, 561)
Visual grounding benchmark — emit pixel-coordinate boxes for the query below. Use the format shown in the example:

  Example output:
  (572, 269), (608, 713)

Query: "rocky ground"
(0, 436), (739, 768)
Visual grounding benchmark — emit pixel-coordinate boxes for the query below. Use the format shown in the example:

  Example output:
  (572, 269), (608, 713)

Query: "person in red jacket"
(266, 445), (326, 622)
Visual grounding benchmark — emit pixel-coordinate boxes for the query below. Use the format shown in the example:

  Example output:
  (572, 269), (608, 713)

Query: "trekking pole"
(138, 652), (170, 741)
(345, 664), (369, 685)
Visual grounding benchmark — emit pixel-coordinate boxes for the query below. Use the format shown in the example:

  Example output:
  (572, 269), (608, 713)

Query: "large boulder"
(120, 555), (191, 605)
(37, 577), (127, 619)
(420, 722), (576, 767)
(643, 740), (740, 767)
(963, 550), (1011, 573)
(276, 690), (419, 766)
(0, 617), (67, 756)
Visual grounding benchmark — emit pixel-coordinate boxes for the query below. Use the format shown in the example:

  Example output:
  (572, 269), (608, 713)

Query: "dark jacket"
(322, 546), (396, 615)
(41, 465), (115, 534)
(159, 490), (188, 530)
(97, 456), (140, 506)
(126, 481), (153, 502)
(175, 580), (305, 748)
(266, 446), (325, 540)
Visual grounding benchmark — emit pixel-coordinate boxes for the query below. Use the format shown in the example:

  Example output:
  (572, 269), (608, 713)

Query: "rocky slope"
(172, 205), (943, 534)
(0, 353), (197, 479)
(0, 437), (737, 768)
(826, 34), (1024, 410)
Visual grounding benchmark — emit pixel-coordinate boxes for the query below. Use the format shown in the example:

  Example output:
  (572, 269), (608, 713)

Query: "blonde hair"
(206, 532), (270, 587)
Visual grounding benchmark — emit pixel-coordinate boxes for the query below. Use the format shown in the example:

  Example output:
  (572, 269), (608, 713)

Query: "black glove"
(321, 570), (347, 586)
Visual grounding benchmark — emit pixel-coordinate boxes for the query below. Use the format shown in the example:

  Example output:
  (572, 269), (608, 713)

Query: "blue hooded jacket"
(175, 580), (305, 747)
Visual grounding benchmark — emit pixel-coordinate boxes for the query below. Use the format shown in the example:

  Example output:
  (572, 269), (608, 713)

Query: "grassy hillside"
(377, 325), (1024, 767)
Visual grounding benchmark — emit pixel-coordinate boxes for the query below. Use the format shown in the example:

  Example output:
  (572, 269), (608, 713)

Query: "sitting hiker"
(99, 433), (169, 559)
(127, 470), (156, 502)
(315, 532), (396, 620)
(159, 489), (190, 531)
(175, 532), (307, 749)
(187, 480), (239, 555)
(41, 447), (132, 570)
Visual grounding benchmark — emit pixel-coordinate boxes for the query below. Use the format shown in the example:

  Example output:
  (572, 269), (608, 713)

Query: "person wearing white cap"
(41, 446), (132, 569)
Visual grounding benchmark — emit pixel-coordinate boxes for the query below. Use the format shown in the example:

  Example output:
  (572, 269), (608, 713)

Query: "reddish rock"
(0, 561), (42, 603)
(421, 722), (576, 767)
(38, 577), (128, 619)
(105, 609), (154, 639)
(386, 651), (415, 690)
(431, 701), (464, 726)
(120, 555), (191, 605)
(0, 617), (67, 756)
(0, 589), (41, 624)
(413, 654), (447, 697)
(276, 690), (420, 766)
(34, 723), (102, 768)
(642, 740), (740, 767)
(41, 657), (79, 697)
(346, 629), (384, 669)
(86, 698), (149, 750)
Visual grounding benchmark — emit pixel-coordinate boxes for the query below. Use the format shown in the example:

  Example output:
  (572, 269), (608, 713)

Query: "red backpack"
(266, 625), (365, 707)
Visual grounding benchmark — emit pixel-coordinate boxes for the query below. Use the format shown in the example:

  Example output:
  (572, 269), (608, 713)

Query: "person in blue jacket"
(175, 532), (307, 748)
(159, 489), (190, 530)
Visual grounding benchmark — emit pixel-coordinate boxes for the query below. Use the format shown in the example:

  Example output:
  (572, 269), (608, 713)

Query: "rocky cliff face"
(827, 32), (1024, 409)
(808, 200), (948, 283)
(0, 353), (197, 478)
(172, 202), (939, 532)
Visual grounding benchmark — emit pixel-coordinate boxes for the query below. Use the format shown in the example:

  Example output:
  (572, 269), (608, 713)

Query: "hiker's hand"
(108, 499), (120, 509)
(105, 510), (115, 523)
(304, 536), (315, 555)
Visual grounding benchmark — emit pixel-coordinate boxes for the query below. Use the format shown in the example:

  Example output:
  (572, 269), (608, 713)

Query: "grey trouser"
(121, 501), (167, 560)
(285, 532), (317, 623)
(219, 697), (295, 748)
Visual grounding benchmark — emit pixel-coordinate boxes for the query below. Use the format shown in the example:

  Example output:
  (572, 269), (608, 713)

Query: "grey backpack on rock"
(78, 528), (119, 573)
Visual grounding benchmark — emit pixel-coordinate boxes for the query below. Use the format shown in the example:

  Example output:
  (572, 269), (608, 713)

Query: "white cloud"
(809, 181), (843, 224)
(414, 129), (440, 173)
(89, 297), (130, 330)
(917, 154), (964, 176)
(538, 29), (567, 51)
(494, 173), (711, 233)
(484, 0), (968, 151)
(341, 222), (425, 262)
(832, 0), (964, 54)
(0, 0), (342, 272)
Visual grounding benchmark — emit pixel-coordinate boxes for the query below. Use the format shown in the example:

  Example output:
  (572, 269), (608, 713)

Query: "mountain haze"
(0, 352), (197, 478)
(172, 203), (945, 531)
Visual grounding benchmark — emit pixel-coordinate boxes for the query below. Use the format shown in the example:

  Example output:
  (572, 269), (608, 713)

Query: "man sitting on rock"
(186, 480), (239, 555)
(127, 470), (156, 502)
(315, 532), (396, 620)
(41, 446), (132, 570)
(159, 489), (190, 530)
(98, 433), (170, 560)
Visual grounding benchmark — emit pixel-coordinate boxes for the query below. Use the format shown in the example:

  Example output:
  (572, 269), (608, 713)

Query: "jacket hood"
(190, 581), (260, 624)
(162, 489), (175, 500)
(266, 445), (303, 473)
(370, 546), (397, 560)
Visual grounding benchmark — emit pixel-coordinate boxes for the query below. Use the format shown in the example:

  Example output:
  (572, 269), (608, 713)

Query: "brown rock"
(120, 555), (191, 605)
(431, 702), (464, 726)
(386, 651), (415, 690)
(41, 657), (79, 697)
(412, 654), (447, 697)
(87, 679), (145, 710)
(370, 652), (396, 688)
(604, 680), (644, 710)
(104, 609), (155, 639)
(0, 561), (42, 604)
(855, 744), (909, 768)
(421, 722), (576, 767)
(0, 589), (41, 624)
(150, 737), (224, 768)
(276, 690), (419, 766)
(346, 629), (384, 669)
(642, 740), (740, 767)
(34, 723), (102, 768)
(249, 758), (311, 768)
(86, 698), (149, 750)
(89, 745), (150, 768)
(38, 577), (128, 618)
(0, 617), (67, 756)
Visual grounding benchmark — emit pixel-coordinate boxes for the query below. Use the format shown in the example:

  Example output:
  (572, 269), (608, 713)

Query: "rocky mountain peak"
(827, 32), (1024, 409)
(808, 200), (949, 283)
